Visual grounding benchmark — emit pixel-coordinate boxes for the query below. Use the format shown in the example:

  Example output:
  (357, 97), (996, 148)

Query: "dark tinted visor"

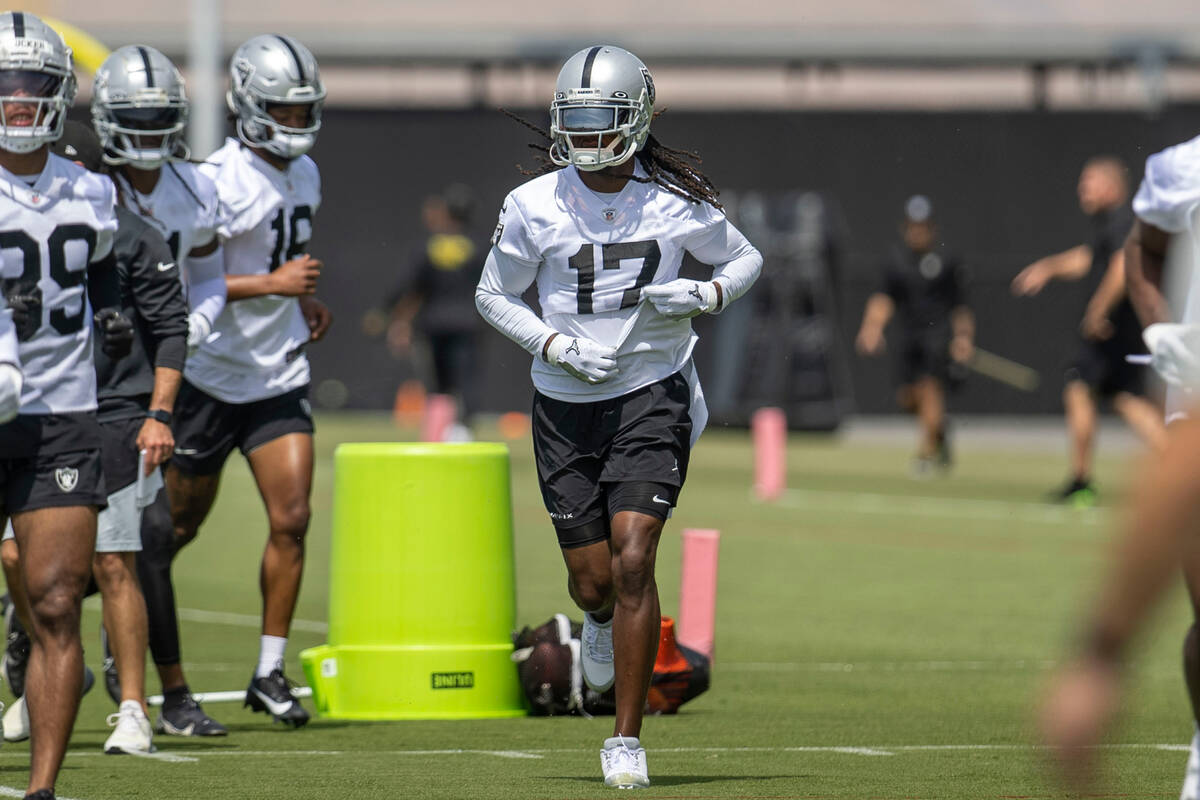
(265, 102), (314, 127)
(113, 106), (183, 129)
(561, 107), (618, 132)
(0, 70), (61, 98)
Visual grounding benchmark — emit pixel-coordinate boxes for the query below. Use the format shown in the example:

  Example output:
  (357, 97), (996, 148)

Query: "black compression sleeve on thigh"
(136, 489), (182, 665)
(556, 516), (610, 549)
(606, 481), (678, 522)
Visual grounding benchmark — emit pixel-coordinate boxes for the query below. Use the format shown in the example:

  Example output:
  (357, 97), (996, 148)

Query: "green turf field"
(11, 413), (1192, 799)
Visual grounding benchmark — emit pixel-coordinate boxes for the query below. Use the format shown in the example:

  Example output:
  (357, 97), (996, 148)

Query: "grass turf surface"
(7, 413), (1191, 799)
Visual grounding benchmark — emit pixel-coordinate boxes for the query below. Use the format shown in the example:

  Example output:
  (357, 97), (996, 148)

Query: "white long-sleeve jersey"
(475, 164), (761, 402)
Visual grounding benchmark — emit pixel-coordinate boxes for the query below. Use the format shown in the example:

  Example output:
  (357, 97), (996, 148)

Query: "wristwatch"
(146, 409), (172, 425)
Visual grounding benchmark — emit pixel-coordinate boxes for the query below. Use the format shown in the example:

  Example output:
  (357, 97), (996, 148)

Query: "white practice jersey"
(117, 161), (219, 270)
(484, 164), (760, 402)
(190, 138), (320, 403)
(1133, 133), (1200, 326)
(0, 155), (116, 414)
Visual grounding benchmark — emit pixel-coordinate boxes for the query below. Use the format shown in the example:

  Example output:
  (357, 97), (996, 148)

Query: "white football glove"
(545, 334), (618, 384)
(186, 312), (212, 355)
(1143, 323), (1200, 387)
(641, 280), (718, 319)
(0, 362), (22, 424)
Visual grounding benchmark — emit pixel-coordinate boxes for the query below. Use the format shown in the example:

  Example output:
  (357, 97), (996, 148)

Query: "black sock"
(163, 685), (190, 709)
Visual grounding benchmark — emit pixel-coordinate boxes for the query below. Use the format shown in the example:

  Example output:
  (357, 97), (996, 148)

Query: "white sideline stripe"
(724, 659), (1059, 673)
(769, 487), (1107, 527)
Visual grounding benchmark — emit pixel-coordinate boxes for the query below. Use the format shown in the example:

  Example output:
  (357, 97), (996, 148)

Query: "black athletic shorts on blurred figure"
(897, 332), (952, 386)
(532, 370), (696, 548)
(170, 380), (314, 476)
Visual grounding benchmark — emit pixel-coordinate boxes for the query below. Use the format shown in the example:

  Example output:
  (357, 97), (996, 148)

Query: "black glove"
(94, 308), (134, 359)
(7, 290), (41, 342)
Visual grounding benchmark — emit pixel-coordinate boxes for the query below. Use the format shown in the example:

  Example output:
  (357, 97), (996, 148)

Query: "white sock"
(256, 635), (287, 678)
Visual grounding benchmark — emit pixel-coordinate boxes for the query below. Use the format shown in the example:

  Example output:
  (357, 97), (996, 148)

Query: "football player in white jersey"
(165, 33), (330, 728)
(0, 11), (124, 799)
(476, 46), (761, 789)
(1041, 137), (1200, 795)
(89, 43), (228, 738)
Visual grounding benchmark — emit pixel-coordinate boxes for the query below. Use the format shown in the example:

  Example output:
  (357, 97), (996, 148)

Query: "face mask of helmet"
(0, 70), (67, 154)
(104, 104), (187, 170)
(236, 98), (322, 161)
(550, 98), (645, 171)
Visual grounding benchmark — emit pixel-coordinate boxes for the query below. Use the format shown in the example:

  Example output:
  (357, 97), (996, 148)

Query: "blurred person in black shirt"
(1012, 156), (1166, 505)
(856, 196), (974, 474)
(387, 185), (484, 432)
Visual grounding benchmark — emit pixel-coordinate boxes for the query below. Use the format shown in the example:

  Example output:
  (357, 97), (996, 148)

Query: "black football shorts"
(532, 368), (698, 546)
(170, 380), (314, 476)
(0, 412), (106, 514)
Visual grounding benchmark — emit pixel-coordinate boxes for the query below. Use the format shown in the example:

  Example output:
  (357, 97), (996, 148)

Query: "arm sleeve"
(0, 297), (17, 367)
(89, 178), (118, 262)
(132, 230), (189, 371)
(475, 247), (555, 357)
(183, 245), (226, 325)
(949, 258), (968, 308)
(86, 249), (123, 313)
(1133, 145), (1200, 234)
(685, 215), (763, 310)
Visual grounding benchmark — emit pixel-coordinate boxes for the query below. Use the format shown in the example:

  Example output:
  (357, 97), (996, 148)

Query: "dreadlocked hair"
(500, 108), (722, 210)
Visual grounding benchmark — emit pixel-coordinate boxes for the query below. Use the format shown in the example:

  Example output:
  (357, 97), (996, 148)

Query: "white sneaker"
(601, 736), (649, 789)
(581, 612), (614, 692)
(3, 694), (27, 742)
(1183, 726), (1200, 800)
(104, 700), (154, 755)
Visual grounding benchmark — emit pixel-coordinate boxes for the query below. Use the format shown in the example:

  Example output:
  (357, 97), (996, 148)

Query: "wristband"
(146, 408), (172, 425)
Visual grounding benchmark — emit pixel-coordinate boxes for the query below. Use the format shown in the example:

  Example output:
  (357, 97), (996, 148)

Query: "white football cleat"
(581, 612), (614, 692)
(104, 700), (154, 755)
(1182, 726), (1200, 800)
(602, 735), (649, 789)
(3, 694), (27, 742)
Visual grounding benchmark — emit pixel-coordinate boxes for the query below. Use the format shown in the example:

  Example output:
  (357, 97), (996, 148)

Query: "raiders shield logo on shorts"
(54, 467), (79, 493)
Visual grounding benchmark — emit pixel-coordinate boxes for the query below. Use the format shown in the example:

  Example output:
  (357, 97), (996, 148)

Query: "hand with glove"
(0, 362), (21, 423)
(1143, 323), (1200, 387)
(7, 291), (41, 341)
(544, 333), (618, 384)
(94, 308), (135, 359)
(186, 312), (211, 356)
(641, 279), (719, 319)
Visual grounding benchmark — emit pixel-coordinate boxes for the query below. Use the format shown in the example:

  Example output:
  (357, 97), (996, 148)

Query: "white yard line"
(175, 607), (328, 634)
(0, 742), (1178, 763)
(724, 659), (1059, 673)
(769, 487), (1107, 527)
(79, 602), (329, 634)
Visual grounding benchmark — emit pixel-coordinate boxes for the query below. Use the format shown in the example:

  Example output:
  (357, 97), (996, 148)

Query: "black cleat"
(158, 694), (228, 737)
(245, 669), (309, 728)
(24, 790), (54, 800)
(100, 625), (120, 705)
(1, 595), (29, 698)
